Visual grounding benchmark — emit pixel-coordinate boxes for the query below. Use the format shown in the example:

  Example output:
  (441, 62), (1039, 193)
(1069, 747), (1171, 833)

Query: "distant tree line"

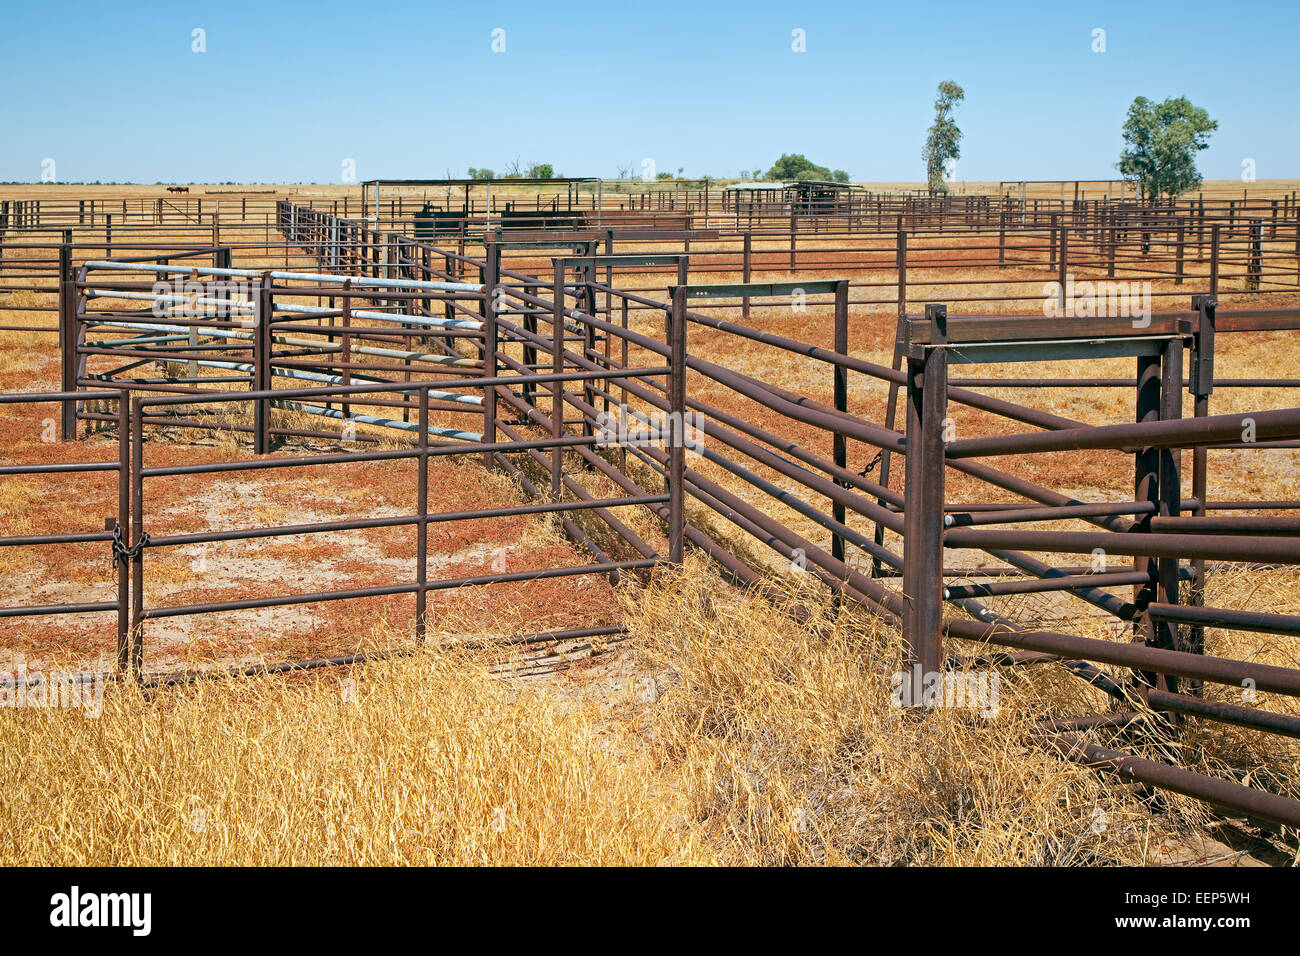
(466, 162), (559, 181)
(739, 154), (850, 183)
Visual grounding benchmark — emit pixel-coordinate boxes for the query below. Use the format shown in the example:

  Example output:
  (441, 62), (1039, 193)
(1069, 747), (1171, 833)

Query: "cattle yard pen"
(3, 187), (1300, 832)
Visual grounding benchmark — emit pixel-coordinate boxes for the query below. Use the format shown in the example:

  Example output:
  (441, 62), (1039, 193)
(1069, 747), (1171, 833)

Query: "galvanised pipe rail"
(278, 400), (482, 442)
(84, 317), (478, 368)
(85, 287), (485, 331)
(84, 258), (484, 293)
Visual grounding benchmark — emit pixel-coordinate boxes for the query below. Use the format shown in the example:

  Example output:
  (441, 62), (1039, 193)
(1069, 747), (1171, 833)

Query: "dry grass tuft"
(0, 646), (702, 866)
(2, 555), (1291, 865)
(616, 559), (1178, 865)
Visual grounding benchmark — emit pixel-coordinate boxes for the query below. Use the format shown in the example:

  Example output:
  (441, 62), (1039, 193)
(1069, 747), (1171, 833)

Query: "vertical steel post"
(578, 257), (599, 443)
(619, 296), (630, 475)
(1210, 224), (1220, 297)
(116, 390), (130, 674)
(902, 304), (948, 688)
(1247, 220), (1263, 291)
(482, 239), (499, 469)
(1156, 337), (1184, 689)
(1188, 295), (1215, 689)
(1107, 210), (1117, 278)
(254, 274), (273, 454)
(416, 387), (428, 642)
(129, 398), (144, 677)
(1058, 220), (1068, 311)
(341, 281), (352, 421)
(59, 239), (77, 438)
(550, 259), (565, 502)
(873, 313), (907, 579)
(1175, 222), (1185, 285)
(831, 280), (849, 570)
(896, 225), (907, 318)
(522, 258), (539, 408)
(789, 208), (797, 270)
(742, 232), (752, 319)
(667, 285), (688, 564)
(1198, 197), (1206, 255)
(1131, 351), (1163, 690)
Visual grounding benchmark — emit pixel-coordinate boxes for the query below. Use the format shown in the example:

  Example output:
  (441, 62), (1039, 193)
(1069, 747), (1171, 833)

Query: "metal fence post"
(416, 386), (429, 642)
(129, 397), (145, 677)
(341, 281), (353, 421)
(1156, 336), (1184, 685)
(116, 390), (130, 673)
(896, 224), (907, 318)
(668, 284), (688, 564)
(1132, 350), (1163, 690)
(1188, 294), (1216, 684)
(1058, 219), (1068, 311)
(1247, 220), (1263, 291)
(1210, 223), (1220, 296)
(1107, 210), (1117, 278)
(1046, 213), (1055, 270)
(831, 280), (850, 570)
(580, 258), (598, 442)
(551, 258), (565, 502)
(789, 208), (797, 270)
(482, 239), (499, 469)
(1175, 221), (1185, 285)
(742, 232), (752, 319)
(59, 238), (77, 438)
(254, 274), (273, 454)
(902, 303), (948, 689)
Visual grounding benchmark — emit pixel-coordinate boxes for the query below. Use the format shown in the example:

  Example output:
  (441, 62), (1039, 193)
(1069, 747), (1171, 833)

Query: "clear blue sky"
(2, 0), (1296, 184)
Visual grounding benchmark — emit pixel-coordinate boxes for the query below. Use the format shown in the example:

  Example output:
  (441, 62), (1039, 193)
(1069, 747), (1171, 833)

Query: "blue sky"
(2, 0), (1297, 183)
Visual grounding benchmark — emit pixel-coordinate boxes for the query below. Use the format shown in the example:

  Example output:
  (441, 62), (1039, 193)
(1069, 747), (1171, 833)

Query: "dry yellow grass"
(2, 560), (1240, 866)
(0, 648), (699, 865)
